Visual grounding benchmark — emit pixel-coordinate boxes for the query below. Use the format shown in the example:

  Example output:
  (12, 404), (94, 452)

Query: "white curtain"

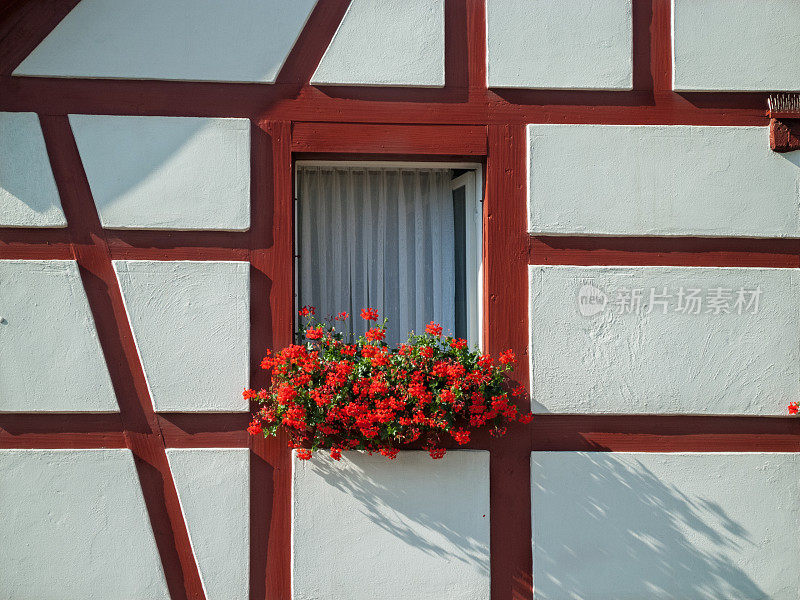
(298, 166), (455, 347)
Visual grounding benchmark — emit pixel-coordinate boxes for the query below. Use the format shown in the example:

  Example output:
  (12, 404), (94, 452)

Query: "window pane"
(297, 166), (456, 346)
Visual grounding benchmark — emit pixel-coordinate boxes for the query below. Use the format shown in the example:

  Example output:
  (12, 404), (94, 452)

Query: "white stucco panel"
(292, 450), (490, 600)
(531, 452), (800, 600)
(69, 115), (250, 231)
(0, 260), (118, 412)
(487, 0), (633, 90)
(0, 449), (170, 599)
(13, 0), (317, 82)
(529, 265), (800, 414)
(527, 124), (800, 237)
(166, 448), (249, 600)
(311, 0), (444, 87)
(0, 112), (66, 227)
(673, 0), (800, 92)
(113, 260), (249, 412)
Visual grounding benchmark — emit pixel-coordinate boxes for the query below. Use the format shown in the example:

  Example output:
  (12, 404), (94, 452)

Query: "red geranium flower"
(306, 327), (323, 340)
(425, 321), (443, 336)
(365, 327), (385, 341)
(361, 308), (379, 321)
(499, 349), (515, 365)
(789, 402), (799, 415)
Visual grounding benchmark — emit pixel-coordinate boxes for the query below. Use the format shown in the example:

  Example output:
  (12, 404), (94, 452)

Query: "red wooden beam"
(0, 413), (126, 449)
(249, 120), (294, 600)
(530, 236), (800, 268)
(0, 227), (72, 259)
(0, 0), (78, 75)
(0, 76), (769, 125)
(529, 415), (800, 452)
(38, 114), (207, 600)
(291, 122), (488, 155)
(486, 124), (532, 600)
(158, 413), (250, 448)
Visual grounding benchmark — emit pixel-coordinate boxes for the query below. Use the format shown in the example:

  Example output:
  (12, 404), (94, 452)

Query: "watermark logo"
(577, 284), (762, 317)
(577, 281), (608, 316)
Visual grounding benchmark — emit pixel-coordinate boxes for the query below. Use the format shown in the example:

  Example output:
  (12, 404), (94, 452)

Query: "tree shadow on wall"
(532, 453), (768, 600)
(302, 452), (489, 576)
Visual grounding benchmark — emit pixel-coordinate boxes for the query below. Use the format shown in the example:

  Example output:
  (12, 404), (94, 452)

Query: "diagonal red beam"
(274, 0), (351, 86)
(38, 114), (207, 600)
(0, 0), (78, 75)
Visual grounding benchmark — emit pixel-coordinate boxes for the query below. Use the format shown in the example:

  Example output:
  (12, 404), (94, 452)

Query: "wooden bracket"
(770, 117), (800, 153)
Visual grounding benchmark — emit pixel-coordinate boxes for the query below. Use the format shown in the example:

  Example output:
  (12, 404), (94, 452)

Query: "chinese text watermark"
(577, 282), (761, 317)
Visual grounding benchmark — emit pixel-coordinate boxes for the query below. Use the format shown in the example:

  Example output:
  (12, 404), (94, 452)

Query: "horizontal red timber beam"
(0, 413), (126, 449)
(529, 415), (800, 452)
(158, 413), (250, 448)
(530, 236), (800, 268)
(105, 230), (250, 261)
(291, 122), (488, 155)
(0, 227), (72, 259)
(0, 77), (770, 126)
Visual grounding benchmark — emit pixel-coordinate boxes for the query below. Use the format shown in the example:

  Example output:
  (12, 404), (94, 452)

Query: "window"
(295, 162), (482, 347)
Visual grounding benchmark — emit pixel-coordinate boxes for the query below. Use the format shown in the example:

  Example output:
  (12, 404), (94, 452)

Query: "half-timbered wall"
(1, 1), (799, 599)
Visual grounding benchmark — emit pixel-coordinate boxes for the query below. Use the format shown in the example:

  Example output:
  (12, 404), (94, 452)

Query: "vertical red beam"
(38, 114), (206, 600)
(466, 0), (487, 92)
(651, 0), (672, 93)
(249, 120), (293, 600)
(486, 124), (532, 599)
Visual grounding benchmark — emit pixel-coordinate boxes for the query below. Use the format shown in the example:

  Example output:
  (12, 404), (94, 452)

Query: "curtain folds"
(298, 166), (456, 347)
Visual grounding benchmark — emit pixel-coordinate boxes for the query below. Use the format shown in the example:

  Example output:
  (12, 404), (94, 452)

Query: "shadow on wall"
(68, 117), (207, 210)
(306, 454), (489, 576)
(533, 453), (767, 600)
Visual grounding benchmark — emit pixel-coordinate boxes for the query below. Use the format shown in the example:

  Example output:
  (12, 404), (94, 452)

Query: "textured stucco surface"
(487, 0), (632, 89)
(0, 260), (118, 412)
(531, 452), (800, 600)
(13, 0), (316, 82)
(70, 115), (250, 230)
(673, 0), (800, 92)
(311, 0), (445, 87)
(0, 111), (65, 227)
(113, 260), (249, 412)
(529, 265), (800, 414)
(166, 448), (249, 600)
(0, 449), (170, 599)
(527, 124), (800, 237)
(292, 450), (490, 600)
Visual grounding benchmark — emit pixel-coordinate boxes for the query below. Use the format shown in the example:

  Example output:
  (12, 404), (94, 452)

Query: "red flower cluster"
(789, 402), (799, 415)
(246, 307), (533, 461)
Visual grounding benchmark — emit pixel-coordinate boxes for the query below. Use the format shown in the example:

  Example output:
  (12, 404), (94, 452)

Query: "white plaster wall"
(69, 115), (250, 231)
(0, 449), (170, 599)
(0, 112), (66, 227)
(527, 124), (800, 237)
(0, 260), (118, 412)
(166, 448), (249, 600)
(13, 0), (317, 82)
(311, 0), (444, 87)
(673, 0), (800, 92)
(531, 452), (800, 600)
(292, 450), (490, 600)
(529, 265), (800, 414)
(113, 260), (249, 412)
(487, 0), (632, 90)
